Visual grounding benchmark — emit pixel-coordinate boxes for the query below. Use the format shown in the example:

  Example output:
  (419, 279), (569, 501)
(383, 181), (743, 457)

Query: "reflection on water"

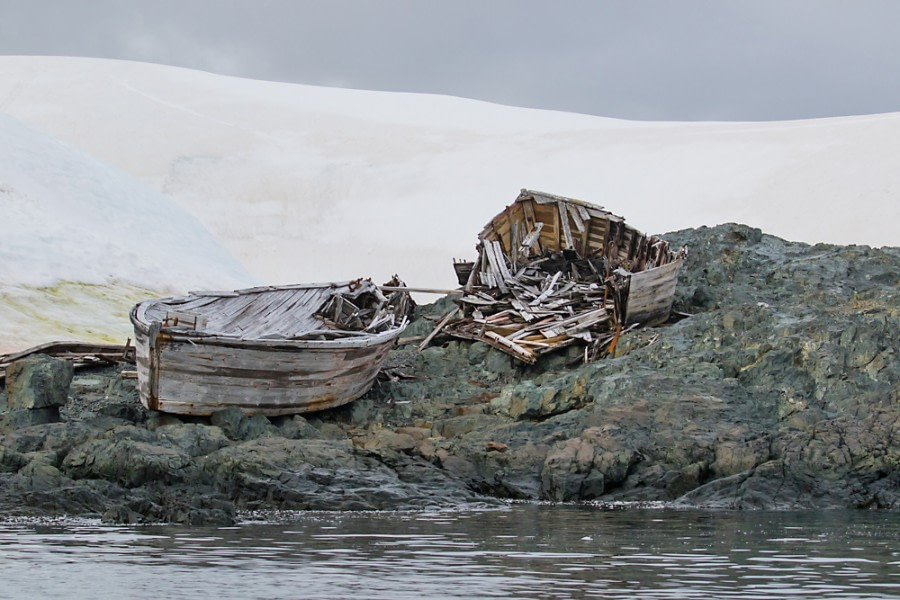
(1, 505), (898, 599)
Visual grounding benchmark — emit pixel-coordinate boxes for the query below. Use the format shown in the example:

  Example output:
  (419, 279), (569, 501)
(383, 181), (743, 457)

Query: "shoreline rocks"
(1, 224), (897, 523)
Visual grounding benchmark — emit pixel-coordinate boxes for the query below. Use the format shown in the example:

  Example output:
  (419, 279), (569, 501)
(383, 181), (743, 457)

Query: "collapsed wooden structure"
(0, 341), (135, 384)
(444, 189), (685, 363)
(130, 277), (412, 416)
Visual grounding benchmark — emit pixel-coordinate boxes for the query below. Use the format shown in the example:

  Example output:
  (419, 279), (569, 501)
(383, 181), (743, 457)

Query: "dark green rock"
(2, 407), (60, 430)
(210, 407), (244, 438)
(5, 354), (73, 410)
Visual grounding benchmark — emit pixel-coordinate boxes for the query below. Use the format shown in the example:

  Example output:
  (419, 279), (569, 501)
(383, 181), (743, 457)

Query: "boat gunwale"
(516, 188), (626, 221)
(477, 189), (628, 236)
(479, 189), (681, 273)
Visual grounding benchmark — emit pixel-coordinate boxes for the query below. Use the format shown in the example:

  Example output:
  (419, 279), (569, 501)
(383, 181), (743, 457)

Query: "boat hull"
(450, 190), (685, 362)
(132, 326), (399, 416)
(480, 190), (684, 328)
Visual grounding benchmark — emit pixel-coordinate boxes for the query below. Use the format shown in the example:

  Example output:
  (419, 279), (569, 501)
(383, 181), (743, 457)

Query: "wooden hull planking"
(133, 327), (398, 416)
(624, 259), (683, 326)
(130, 279), (410, 416)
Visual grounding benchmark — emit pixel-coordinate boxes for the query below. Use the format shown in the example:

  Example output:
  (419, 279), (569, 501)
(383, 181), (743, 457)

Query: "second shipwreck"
(440, 189), (687, 364)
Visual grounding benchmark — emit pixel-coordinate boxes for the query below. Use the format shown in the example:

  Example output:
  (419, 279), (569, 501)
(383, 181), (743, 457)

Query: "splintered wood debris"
(434, 189), (687, 364)
(313, 275), (415, 338)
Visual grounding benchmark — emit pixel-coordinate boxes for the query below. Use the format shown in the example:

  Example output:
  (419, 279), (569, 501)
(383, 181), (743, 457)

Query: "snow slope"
(0, 113), (253, 351)
(0, 56), (897, 350)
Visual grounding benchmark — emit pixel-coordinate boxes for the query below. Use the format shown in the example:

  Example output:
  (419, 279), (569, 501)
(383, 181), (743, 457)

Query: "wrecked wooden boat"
(130, 278), (412, 416)
(444, 189), (686, 363)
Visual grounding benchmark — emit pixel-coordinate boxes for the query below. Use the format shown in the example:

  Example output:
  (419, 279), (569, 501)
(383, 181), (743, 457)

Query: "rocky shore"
(1, 224), (897, 524)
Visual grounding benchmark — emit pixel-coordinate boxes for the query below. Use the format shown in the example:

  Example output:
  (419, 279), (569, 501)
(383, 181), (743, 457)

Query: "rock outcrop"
(2, 355), (72, 430)
(1, 224), (897, 523)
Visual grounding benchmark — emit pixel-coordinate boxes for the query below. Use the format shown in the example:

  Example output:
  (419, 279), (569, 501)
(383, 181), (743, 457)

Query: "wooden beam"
(418, 308), (461, 351)
(378, 286), (464, 295)
(558, 201), (575, 249)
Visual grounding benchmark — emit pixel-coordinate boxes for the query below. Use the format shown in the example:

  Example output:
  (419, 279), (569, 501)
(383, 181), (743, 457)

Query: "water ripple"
(1, 507), (898, 599)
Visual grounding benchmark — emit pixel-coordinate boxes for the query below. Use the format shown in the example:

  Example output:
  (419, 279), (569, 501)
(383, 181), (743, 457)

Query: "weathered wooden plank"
(141, 329), (394, 376)
(566, 202), (586, 233)
(464, 250), (484, 294)
(159, 344), (391, 382)
(484, 331), (535, 362)
(530, 271), (562, 306)
(133, 322), (398, 416)
(587, 207), (621, 221)
(235, 289), (305, 338)
(491, 241), (513, 282)
(532, 204), (557, 225)
(521, 199), (536, 228)
(575, 203), (591, 223)
(418, 308), (460, 351)
(558, 201), (575, 249)
(158, 371), (381, 416)
(624, 260), (683, 325)
(510, 218), (520, 265)
(520, 222), (544, 252)
(459, 294), (497, 307)
(483, 241), (510, 293)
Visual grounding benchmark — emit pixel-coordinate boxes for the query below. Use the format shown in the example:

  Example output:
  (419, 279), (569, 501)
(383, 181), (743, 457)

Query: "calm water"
(1, 505), (897, 599)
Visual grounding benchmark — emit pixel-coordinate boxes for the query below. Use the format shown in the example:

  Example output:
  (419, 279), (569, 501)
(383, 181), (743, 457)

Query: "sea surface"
(1, 505), (897, 599)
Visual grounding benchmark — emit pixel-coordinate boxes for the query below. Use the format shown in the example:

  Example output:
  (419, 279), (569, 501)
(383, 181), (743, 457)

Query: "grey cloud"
(1, 0), (899, 120)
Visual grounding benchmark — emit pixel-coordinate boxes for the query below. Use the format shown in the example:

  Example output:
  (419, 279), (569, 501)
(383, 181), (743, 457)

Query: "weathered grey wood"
(510, 219), (520, 265)
(379, 286), (465, 295)
(484, 331), (535, 362)
(520, 222), (544, 251)
(484, 241), (510, 293)
(418, 308), (460, 351)
(558, 201), (575, 249)
(459, 295), (497, 306)
(449, 188), (685, 364)
(464, 250), (483, 294)
(131, 280), (409, 416)
(575, 203), (591, 223)
(567, 202), (586, 233)
(490, 241), (513, 283)
(530, 271), (562, 306)
(625, 259), (683, 326)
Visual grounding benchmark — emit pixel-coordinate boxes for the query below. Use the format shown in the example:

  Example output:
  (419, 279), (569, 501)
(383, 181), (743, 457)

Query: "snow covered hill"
(0, 56), (897, 350)
(0, 113), (253, 351)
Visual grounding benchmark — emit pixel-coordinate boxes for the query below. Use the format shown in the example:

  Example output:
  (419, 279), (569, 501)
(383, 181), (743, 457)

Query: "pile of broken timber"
(313, 276), (414, 337)
(442, 248), (629, 364)
(435, 189), (685, 365)
(0, 341), (136, 383)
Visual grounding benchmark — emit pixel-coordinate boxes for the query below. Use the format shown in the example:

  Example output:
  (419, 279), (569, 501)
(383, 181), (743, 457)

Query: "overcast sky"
(2, 0), (899, 121)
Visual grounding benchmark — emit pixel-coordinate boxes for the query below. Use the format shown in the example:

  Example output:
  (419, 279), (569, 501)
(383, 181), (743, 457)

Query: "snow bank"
(0, 113), (253, 351)
(0, 113), (251, 290)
